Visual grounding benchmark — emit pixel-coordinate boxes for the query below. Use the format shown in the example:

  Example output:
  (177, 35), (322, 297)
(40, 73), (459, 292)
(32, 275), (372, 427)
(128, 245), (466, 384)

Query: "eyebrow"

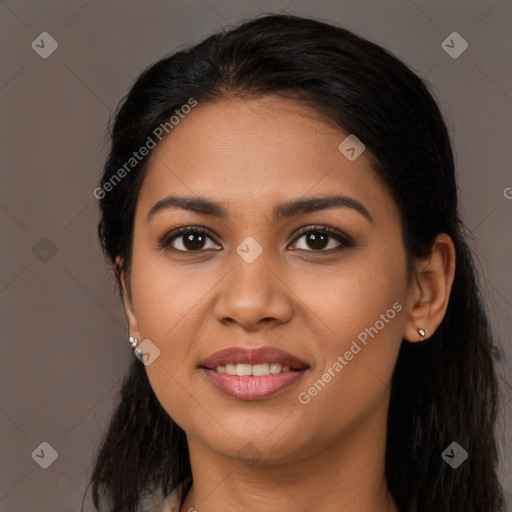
(147, 194), (373, 224)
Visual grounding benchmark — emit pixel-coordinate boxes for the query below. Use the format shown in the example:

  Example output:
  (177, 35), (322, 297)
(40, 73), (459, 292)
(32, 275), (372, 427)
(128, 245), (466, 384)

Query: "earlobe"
(115, 255), (140, 339)
(403, 233), (456, 343)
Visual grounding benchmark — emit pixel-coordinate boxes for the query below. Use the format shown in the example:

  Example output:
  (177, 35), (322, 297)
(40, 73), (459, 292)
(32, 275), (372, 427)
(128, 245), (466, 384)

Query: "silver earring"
(129, 334), (143, 358)
(418, 328), (426, 341)
(129, 334), (138, 349)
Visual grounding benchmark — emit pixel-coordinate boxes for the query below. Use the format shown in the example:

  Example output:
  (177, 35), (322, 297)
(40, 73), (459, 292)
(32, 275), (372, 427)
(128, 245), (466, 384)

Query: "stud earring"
(418, 328), (426, 341)
(129, 333), (143, 359)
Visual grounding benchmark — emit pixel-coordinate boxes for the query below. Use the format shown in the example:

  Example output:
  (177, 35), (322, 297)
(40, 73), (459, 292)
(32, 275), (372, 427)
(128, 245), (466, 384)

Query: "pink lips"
(200, 346), (309, 400)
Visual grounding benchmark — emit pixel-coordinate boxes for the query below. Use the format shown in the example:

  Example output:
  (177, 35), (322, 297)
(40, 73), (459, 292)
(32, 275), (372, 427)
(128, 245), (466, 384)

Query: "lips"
(200, 346), (308, 370)
(199, 346), (309, 400)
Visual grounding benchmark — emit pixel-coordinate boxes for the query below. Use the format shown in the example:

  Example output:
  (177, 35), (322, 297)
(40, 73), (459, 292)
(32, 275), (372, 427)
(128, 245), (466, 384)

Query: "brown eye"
(290, 225), (352, 252)
(161, 228), (221, 252)
(298, 231), (334, 251)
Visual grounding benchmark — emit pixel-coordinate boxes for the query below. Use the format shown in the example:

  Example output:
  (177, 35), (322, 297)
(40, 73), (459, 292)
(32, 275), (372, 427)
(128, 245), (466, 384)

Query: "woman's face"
(122, 96), (414, 466)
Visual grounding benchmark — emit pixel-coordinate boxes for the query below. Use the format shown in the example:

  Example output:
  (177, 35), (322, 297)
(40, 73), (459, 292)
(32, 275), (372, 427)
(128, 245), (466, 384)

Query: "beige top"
(149, 479), (190, 512)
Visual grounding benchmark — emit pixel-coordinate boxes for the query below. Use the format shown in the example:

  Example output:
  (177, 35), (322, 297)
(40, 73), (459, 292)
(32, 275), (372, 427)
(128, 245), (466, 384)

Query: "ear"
(115, 255), (140, 340)
(403, 233), (456, 342)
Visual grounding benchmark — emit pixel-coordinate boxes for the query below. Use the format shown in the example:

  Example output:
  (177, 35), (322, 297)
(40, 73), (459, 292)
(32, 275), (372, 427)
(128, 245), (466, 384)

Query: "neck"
(180, 402), (397, 512)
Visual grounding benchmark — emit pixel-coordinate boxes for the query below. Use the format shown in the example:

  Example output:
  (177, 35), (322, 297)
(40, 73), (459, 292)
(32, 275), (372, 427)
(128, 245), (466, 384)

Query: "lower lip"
(201, 368), (306, 400)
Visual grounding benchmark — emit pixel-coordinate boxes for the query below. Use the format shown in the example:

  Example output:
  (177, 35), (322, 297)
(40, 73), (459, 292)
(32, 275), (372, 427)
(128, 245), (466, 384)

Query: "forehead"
(136, 96), (398, 223)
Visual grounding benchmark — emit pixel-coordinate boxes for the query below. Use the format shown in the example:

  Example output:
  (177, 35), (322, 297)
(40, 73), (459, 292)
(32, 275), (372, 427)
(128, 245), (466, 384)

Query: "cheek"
(293, 303), (405, 448)
(128, 251), (207, 429)
(291, 242), (407, 343)
(129, 243), (213, 343)
(292, 247), (407, 409)
(128, 246), (214, 413)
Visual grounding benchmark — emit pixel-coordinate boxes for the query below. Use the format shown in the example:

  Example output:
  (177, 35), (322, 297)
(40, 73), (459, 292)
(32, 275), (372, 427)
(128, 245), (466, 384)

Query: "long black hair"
(86, 13), (505, 512)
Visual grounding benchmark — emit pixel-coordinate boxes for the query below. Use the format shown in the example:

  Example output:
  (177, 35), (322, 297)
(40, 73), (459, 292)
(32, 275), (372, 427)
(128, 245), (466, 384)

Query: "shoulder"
(146, 479), (191, 512)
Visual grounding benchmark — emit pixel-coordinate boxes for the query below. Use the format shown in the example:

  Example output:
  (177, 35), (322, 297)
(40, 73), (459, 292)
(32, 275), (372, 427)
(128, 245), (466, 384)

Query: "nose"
(213, 253), (293, 331)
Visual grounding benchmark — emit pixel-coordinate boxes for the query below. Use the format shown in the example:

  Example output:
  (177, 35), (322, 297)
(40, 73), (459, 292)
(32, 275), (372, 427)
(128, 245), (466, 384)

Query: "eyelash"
(159, 224), (354, 254)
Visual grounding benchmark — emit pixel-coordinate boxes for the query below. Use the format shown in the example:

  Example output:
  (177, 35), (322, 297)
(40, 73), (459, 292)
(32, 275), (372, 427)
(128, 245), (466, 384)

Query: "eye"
(289, 225), (352, 252)
(160, 227), (221, 252)
(160, 224), (353, 254)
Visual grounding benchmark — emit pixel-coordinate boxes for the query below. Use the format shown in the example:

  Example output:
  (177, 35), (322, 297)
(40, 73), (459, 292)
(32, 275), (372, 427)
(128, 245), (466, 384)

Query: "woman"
(86, 13), (505, 512)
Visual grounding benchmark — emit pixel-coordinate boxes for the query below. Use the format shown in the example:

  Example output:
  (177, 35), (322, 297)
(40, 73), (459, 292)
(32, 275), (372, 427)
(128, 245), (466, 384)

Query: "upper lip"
(200, 346), (308, 370)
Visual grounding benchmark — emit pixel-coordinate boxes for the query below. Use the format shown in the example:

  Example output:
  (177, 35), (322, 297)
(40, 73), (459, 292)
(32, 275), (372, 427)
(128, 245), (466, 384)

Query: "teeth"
(237, 364), (252, 376)
(214, 363), (295, 376)
(269, 363), (281, 374)
(252, 363), (270, 376)
(225, 364), (236, 375)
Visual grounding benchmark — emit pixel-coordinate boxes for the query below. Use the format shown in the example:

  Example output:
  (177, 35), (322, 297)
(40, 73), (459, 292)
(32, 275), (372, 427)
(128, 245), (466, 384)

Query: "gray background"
(0, 1), (510, 511)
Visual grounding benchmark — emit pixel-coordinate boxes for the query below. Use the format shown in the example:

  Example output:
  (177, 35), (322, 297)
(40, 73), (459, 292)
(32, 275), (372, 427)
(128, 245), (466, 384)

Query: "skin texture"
(117, 96), (456, 512)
